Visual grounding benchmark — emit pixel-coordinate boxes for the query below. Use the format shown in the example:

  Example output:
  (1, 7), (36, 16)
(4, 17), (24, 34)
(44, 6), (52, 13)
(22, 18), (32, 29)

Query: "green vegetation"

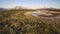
(0, 10), (60, 34)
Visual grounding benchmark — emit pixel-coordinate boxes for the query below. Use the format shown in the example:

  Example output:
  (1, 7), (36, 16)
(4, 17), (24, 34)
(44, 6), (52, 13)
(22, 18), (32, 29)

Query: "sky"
(0, 0), (60, 9)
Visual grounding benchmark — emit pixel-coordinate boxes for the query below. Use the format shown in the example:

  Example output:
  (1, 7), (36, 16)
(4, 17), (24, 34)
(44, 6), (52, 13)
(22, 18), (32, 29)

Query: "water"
(27, 12), (60, 19)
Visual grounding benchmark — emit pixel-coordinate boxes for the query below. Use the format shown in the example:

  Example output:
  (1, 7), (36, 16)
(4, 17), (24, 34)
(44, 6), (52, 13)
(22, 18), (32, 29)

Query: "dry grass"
(0, 10), (60, 34)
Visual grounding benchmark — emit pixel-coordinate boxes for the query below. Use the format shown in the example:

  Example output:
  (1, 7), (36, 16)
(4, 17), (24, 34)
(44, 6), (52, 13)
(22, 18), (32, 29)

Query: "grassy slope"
(0, 10), (60, 34)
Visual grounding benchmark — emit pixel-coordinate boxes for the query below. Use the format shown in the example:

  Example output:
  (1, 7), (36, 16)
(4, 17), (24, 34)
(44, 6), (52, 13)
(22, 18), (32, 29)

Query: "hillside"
(0, 9), (60, 34)
(37, 8), (60, 11)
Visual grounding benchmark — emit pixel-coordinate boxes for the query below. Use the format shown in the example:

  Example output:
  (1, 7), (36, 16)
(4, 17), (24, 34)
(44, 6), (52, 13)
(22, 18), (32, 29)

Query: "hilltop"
(0, 7), (60, 34)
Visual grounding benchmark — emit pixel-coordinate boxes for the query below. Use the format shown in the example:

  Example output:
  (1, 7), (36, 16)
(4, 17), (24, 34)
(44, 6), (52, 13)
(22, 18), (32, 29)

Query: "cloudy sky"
(0, 0), (60, 9)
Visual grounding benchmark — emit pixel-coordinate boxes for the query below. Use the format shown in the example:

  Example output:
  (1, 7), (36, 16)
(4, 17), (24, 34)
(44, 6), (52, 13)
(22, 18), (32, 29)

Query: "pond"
(26, 11), (60, 19)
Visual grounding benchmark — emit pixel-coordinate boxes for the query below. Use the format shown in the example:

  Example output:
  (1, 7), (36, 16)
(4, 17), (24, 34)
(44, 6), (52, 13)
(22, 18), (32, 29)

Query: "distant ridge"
(0, 8), (5, 11)
(9, 6), (29, 10)
(37, 8), (60, 11)
(7, 6), (35, 11)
